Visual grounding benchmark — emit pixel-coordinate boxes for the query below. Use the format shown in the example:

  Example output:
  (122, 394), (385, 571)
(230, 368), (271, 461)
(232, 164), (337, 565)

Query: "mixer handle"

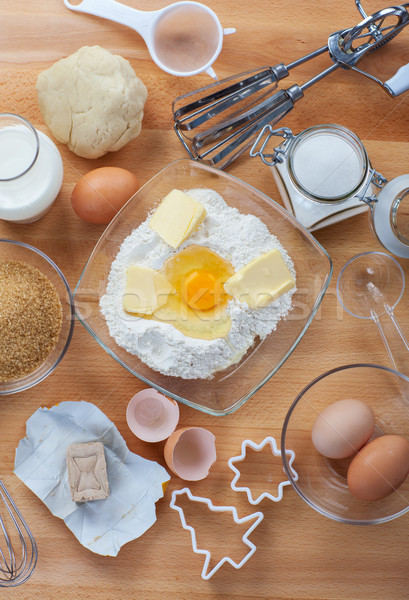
(385, 63), (409, 96)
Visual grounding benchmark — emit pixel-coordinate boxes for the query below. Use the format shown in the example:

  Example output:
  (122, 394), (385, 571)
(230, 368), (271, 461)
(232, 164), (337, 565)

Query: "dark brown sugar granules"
(0, 260), (63, 382)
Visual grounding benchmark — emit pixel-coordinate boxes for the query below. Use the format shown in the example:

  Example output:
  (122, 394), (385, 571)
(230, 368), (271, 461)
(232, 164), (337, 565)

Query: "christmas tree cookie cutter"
(169, 487), (264, 580)
(228, 436), (298, 505)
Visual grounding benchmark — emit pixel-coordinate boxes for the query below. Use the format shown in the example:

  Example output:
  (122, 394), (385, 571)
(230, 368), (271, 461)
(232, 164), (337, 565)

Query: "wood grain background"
(1, 1), (409, 598)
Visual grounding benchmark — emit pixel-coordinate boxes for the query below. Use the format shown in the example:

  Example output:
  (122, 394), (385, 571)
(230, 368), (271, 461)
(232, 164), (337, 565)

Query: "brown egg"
(71, 167), (139, 224)
(311, 398), (375, 459)
(347, 434), (409, 501)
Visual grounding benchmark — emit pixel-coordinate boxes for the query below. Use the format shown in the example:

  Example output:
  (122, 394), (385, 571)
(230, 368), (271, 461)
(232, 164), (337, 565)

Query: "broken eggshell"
(126, 389), (180, 443)
(164, 427), (216, 481)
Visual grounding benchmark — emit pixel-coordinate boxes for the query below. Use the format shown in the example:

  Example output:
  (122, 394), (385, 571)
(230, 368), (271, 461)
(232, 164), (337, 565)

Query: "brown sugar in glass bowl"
(0, 240), (74, 395)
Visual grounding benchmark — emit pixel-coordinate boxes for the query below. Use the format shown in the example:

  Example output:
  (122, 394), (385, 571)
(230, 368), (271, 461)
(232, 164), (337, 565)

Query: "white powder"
(291, 133), (363, 198)
(100, 188), (296, 379)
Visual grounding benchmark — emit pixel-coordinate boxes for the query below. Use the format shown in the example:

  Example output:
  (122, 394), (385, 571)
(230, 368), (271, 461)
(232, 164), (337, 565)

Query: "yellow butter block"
(224, 249), (295, 309)
(123, 266), (173, 314)
(149, 189), (206, 248)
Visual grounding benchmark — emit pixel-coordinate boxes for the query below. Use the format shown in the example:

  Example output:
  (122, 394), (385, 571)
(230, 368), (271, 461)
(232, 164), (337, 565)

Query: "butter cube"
(149, 189), (206, 248)
(224, 249), (295, 309)
(123, 265), (173, 314)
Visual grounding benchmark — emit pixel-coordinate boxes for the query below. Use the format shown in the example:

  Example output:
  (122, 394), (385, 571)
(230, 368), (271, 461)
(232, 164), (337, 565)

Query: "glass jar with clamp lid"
(250, 123), (409, 259)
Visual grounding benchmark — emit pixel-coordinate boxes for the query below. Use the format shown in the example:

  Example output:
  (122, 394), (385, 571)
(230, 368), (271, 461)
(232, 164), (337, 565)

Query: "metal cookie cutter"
(170, 487), (264, 580)
(228, 436), (298, 505)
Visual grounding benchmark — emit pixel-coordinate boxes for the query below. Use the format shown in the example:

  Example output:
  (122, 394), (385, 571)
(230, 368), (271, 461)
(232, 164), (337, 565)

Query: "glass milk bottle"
(0, 113), (63, 223)
(251, 124), (382, 232)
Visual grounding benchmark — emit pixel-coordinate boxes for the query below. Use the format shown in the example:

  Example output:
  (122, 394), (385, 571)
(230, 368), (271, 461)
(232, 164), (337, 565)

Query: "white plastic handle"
(385, 62), (409, 96)
(63, 0), (155, 38)
(64, 0), (233, 78)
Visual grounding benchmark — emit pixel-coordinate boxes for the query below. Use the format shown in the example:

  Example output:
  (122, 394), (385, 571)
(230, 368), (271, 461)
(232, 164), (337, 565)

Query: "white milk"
(0, 125), (63, 223)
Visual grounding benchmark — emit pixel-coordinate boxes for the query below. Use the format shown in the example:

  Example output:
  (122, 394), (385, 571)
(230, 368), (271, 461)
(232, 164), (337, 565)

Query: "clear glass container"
(253, 123), (409, 258)
(0, 239), (75, 395)
(391, 187), (409, 243)
(74, 159), (332, 416)
(370, 174), (409, 258)
(270, 124), (376, 231)
(282, 364), (409, 525)
(0, 113), (63, 223)
(287, 124), (369, 202)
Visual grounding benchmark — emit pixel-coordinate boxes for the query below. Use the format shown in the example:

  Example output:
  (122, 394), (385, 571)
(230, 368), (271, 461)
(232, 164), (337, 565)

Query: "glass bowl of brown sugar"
(0, 239), (74, 395)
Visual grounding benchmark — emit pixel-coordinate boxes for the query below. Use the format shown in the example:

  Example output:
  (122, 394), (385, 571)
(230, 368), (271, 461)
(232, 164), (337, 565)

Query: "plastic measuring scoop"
(64, 0), (235, 78)
(337, 251), (409, 375)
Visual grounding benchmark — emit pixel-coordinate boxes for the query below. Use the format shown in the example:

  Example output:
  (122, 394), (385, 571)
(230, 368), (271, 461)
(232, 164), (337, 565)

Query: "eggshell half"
(164, 427), (216, 481)
(126, 389), (179, 443)
(347, 434), (409, 501)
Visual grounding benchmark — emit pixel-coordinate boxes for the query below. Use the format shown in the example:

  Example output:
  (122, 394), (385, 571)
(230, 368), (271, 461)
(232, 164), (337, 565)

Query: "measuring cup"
(64, 0), (235, 78)
(337, 251), (409, 375)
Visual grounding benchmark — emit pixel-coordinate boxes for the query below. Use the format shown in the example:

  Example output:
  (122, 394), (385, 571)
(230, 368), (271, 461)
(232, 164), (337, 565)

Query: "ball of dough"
(36, 45), (148, 159)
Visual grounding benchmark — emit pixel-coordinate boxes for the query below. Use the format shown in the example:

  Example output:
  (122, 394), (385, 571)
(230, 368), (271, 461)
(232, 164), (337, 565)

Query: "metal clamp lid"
(250, 125), (294, 166)
(357, 168), (388, 205)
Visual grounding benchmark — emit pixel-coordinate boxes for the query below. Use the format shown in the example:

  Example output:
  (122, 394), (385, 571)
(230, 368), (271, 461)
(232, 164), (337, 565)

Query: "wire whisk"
(0, 479), (37, 586)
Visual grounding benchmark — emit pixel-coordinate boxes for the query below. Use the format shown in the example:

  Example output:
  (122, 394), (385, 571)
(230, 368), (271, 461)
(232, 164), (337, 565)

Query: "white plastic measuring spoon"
(337, 251), (409, 375)
(64, 0), (235, 78)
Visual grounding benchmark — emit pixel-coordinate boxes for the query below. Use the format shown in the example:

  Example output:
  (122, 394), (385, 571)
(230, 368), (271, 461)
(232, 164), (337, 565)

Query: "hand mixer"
(0, 479), (37, 586)
(173, 0), (409, 168)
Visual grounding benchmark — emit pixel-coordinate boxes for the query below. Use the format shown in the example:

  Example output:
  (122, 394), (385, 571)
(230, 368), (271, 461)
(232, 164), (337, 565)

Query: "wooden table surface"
(2, 1), (409, 598)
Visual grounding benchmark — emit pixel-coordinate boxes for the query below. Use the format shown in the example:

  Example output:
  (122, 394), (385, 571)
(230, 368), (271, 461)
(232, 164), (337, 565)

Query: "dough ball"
(36, 45), (148, 159)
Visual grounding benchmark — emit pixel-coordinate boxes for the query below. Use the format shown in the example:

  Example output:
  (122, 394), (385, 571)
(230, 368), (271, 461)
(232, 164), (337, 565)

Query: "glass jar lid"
(372, 175), (409, 259)
(288, 124), (369, 203)
(391, 188), (409, 246)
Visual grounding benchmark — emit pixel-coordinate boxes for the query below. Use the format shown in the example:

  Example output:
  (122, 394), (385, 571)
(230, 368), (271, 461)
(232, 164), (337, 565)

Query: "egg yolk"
(124, 245), (235, 340)
(182, 269), (219, 311)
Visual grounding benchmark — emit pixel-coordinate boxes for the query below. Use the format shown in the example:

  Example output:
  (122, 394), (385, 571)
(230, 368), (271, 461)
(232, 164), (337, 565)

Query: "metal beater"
(173, 1), (409, 168)
(0, 479), (37, 586)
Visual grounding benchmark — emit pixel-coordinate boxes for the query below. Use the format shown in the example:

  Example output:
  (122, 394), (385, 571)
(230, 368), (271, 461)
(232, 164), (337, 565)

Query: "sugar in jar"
(0, 113), (63, 223)
(251, 122), (409, 259)
(251, 123), (379, 231)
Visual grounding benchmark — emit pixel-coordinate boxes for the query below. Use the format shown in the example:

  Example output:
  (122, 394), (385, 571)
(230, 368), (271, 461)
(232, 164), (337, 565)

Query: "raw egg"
(311, 398), (375, 459)
(164, 426), (216, 481)
(182, 269), (219, 311)
(126, 245), (235, 340)
(347, 434), (409, 501)
(71, 167), (139, 224)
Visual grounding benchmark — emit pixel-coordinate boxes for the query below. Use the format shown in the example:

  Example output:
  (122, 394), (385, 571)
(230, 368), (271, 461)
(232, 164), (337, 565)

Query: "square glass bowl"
(74, 159), (332, 415)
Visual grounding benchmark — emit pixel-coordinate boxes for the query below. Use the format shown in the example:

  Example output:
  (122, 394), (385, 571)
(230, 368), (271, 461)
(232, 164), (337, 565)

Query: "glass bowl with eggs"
(281, 363), (409, 524)
(74, 159), (332, 415)
(0, 239), (75, 395)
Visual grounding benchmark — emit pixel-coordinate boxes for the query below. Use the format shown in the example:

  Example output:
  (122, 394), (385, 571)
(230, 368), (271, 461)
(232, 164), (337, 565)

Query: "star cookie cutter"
(228, 436), (298, 505)
(170, 487), (264, 580)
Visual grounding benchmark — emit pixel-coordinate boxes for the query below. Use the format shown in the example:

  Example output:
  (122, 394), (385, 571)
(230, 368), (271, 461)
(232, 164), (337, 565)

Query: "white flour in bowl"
(100, 188), (296, 379)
